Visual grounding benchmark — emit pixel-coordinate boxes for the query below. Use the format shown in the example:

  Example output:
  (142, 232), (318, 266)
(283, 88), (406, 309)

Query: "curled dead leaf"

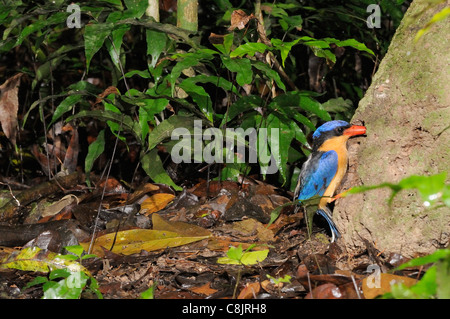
(0, 73), (23, 147)
(42, 194), (79, 217)
(228, 9), (255, 31)
(238, 282), (261, 299)
(140, 193), (175, 215)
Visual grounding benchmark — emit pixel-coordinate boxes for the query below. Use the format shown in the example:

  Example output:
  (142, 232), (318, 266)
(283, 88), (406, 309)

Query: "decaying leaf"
(42, 194), (79, 217)
(81, 229), (210, 257)
(81, 214), (211, 257)
(238, 282), (261, 299)
(0, 246), (90, 275)
(152, 213), (211, 237)
(127, 183), (160, 203)
(362, 273), (417, 299)
(139, 193), (175, 215)
(0, 73), (23, 147)
(94, 86), (119, 106)
(229, 218), (275, 242)
(61, 123), (79, 174)
(228, 9), (255, 31)
(188, 282), (218, 296)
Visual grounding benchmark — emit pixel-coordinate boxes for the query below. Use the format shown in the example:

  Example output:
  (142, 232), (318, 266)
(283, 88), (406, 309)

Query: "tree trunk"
(334, 0), (450, 258)
(177, 0), (198, 32)
(146, 0), (160, 22)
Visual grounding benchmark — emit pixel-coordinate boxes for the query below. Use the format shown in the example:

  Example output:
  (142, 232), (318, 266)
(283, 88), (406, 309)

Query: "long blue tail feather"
(317, 208), (341, 242)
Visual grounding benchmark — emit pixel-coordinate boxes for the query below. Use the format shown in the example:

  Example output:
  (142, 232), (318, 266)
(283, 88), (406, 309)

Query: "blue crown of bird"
(294, 120), (366, 242)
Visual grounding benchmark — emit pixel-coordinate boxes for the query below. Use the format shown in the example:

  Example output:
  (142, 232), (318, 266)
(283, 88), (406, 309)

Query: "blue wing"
(296, 150), (338, 201)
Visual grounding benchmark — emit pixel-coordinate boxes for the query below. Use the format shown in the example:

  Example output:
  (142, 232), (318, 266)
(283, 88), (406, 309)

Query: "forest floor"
(0, 172), (421, 299)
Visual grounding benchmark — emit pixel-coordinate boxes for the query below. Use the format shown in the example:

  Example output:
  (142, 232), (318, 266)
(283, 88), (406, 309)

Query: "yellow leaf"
(139, 193), (175, 215)
(0, 246), (89, 275)
(81, 228), (210, 257)
(152, 213), (211, 237)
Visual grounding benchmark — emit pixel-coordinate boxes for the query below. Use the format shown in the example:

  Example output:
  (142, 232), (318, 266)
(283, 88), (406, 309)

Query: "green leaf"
(279, 15), (303, 32)
(124, 69), (152, 79)
(230, 42), (269, 58)
(85, 129), (105, 187)
(271, 38), (301, 67)
(179, 78), (214, 122)
(269, 92), (331, 121)
(84, 22), (114, 72)
(226, 244), (243, 261)
(15, 12), (67, 47)
(50, 94), (84, 127)
(24, 276), (49, 289)
(43, 271), (89, 299)
(252, 61), (286, 92)
(415, 7), (450, 42)
(49, 268), (71, 280)
(324, 37), (375, 56)
(148, 115), (198, 150)
(222, 95), (264, 126)
(221, 56), (252, 86)
(123, 0), (149, 19)
(395, 249), (450, 271)
(137, 98), (168, 141)
(398, 173), (446, 205)
(217, 245), (269, 265)
(169, 50), (217, 95)
(212, 32), (234, 55)
(250, 252), (272, 266)
(146, 30), (167, 68)
(141, 148), (182, 191)
(106, 24), (130, 71)
(266, 113), (295, 184)
(67, 109), (141, 143)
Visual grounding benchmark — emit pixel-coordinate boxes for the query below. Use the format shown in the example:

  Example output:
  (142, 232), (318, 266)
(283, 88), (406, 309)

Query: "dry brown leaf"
(61, 123), (79, 174)
(152, 213), (211, 237)
(0, 73), (23, 147)
(128, 183), (159, 203)
(94, 86), (119, 106)
(189, 282), (218, 296)
(140, 193), (175, 215)
(42, 194), (79, 217)
(362, 273), (417, 299)
(230, 218), (275, 242)
(208, 33), (226, 45)
(228, 9), (255, 31)
(237, 282), (260, 299)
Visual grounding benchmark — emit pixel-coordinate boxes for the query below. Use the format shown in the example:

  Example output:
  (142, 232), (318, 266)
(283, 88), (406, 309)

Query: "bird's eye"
(335, 127), (344, 134)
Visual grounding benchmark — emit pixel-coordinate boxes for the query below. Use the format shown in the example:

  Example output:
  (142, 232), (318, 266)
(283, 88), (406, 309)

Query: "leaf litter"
(0, 173), (429, 299)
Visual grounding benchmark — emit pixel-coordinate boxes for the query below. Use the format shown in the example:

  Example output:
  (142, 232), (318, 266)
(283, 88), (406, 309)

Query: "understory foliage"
(0, 0), (408, 190)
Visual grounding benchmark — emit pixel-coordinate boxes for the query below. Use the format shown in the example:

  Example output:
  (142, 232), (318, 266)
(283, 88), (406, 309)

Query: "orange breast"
(318, 135), (350, 207)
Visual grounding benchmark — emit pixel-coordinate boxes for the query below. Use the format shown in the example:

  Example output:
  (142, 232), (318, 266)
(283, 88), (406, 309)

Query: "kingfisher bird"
(294, 120), (366, 242)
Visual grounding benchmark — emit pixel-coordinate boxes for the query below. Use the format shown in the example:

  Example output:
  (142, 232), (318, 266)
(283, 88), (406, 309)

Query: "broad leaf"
(84, 22), (114, 72)
(146, 30), (167, 68)
(230, 42), (269, 58)
(81, 215), (211, 256)
(141, 148), (182, 190)
(50, 94), (83, 127)
(221, 56), (252, 86)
